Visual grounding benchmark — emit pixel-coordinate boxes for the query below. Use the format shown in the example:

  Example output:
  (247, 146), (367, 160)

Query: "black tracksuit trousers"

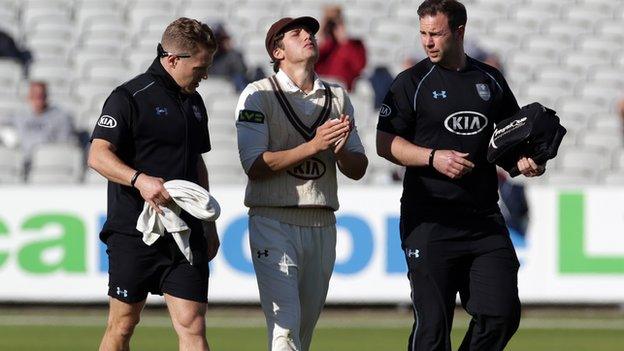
(400, 210), (521, 351)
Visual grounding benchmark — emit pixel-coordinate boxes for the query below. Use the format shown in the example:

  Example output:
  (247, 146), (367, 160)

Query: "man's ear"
(273, 47), (285, 61)
(163, 54), (177, 69)
(455, 25), (465, 40)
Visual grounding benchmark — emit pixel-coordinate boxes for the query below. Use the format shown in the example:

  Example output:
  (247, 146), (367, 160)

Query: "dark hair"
(417, 0), (467, 31)
(271, 32), (285, 73)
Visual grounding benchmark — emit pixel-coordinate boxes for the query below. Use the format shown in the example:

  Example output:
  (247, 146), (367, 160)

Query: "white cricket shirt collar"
(276, 69), (324, 95)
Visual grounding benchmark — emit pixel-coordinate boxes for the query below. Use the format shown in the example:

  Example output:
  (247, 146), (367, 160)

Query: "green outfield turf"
(0, 307), (622, 350)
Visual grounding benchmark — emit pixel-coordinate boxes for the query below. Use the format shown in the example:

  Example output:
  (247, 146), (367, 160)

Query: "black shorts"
(106, 231), (209, 303)
(400, 211), (520, 350)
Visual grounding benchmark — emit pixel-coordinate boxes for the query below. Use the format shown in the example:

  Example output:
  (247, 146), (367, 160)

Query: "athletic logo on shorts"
(97, 115), (117, 128)
(405, 249), (420, 259)
(257, 249), (269, 258)
(476, 84), (491, 101)
(116, 287), (128, 297)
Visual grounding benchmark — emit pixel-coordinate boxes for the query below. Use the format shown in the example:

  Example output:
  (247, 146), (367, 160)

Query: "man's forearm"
(336, 151), (368, 180)
(88, 140), (136, 186)
(197, 157), (209, 191)
(247, 142), (318, 179)
(376, 131), (431, 167)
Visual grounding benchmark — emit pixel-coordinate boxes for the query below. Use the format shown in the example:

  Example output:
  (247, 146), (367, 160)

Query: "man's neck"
(439, 50), (467, 71)
(280, 62), (316, 94)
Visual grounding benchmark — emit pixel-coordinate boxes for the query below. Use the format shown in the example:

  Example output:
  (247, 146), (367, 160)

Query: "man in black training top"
(376, 1), (545, 350)
(88, 18), (219, 351)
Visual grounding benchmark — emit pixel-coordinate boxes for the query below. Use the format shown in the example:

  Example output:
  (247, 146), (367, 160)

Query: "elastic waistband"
(249, 207), (336, 227)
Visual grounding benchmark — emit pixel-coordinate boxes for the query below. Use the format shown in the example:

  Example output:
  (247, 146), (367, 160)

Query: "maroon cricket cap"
(265, 16), (320, 60)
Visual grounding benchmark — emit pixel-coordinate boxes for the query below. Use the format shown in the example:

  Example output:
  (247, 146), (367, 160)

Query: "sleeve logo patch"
(379, 104), (392, 118)
(238, 109), (265, 123)
(97, 115), (117, 128)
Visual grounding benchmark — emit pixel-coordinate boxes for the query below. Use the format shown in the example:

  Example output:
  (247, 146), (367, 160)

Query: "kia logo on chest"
(287, 157), (326, 180)
(444, 111), (488, 135)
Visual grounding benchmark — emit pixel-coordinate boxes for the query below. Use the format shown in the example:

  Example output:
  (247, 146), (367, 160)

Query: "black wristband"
(428, 149), (436, 168)
(130, 171), (142, 188)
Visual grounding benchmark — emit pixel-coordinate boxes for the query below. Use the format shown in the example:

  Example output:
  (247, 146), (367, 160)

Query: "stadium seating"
(0, 0), (622, 184)
(28, 143), (84, 184)
(0, 146), (24, 183)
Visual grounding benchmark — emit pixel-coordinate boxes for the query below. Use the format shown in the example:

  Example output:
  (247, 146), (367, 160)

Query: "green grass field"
(0, 306), (622, 350)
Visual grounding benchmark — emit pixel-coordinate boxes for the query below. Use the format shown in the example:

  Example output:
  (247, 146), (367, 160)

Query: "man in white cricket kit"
(235, 16), (368, 351)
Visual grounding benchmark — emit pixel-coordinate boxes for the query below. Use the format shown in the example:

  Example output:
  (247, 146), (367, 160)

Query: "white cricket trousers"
(249, 215), (337, 351)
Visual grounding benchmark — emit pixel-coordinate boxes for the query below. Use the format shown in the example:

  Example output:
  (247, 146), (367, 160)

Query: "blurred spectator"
(465, 40), (504, 73)
(369, 66), (394, 109)
(208, 23), (249, 92)
(497, 169), (529, 237)
(11, 81), (76, 171)
(315, 5), (367, 91)
(0, 29), (32, 76)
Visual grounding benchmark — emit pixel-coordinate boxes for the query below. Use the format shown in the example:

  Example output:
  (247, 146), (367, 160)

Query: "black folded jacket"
(487, 102), (567, 177)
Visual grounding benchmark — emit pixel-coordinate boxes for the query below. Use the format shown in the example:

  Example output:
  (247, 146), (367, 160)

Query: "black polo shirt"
(377, 56), (519, 214)
(91, 58), (211, 238)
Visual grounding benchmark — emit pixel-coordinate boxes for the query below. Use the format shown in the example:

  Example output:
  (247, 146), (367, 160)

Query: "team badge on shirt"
(476, 84), (491, 101)
(192, 105), (202, 121)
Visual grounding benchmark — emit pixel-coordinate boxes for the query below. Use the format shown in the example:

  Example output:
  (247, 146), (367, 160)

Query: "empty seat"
(589, 66), (624, 87)
(558, 147), (609, 174)
(197, 78), (236, 99)
(28, 143), (84, 183)
(489, 19), (539, 43)
(534, 65), (580, 87)
(208, 96), (240, 114)
(578, 37), (622, 56)
(523, 36), (572, 54)
(564, 52), (612, 72)
(127, 2), (176, 33)
(512, 4), (561, 26)
(543, 20), (591, 40)
(564, 4), (614, 23)
(372, 20), (417, 47)
(612, 151), (624, 170)
(557, 97), (609, 116)
(0, 59), (23, 92)
(603, 172), (624, 185)
(0, 146), (24, 183)
(522, 83), (572, 108)
(596, 20), (624, 40)
(578, 83), (620, 105)
(580, 131), (622, 150)
(29, 62), (73, 88)
(82, 59), (129, 86)
(546, 171), (596, 186)
(508, 51), (559, 71)
(592, 116), (621, 131)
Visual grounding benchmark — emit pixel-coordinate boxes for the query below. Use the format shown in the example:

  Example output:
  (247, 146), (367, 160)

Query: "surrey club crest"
(476, 84), (491, 101)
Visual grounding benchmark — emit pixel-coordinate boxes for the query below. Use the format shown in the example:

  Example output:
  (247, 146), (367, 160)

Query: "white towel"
(136, 179), (221, 265)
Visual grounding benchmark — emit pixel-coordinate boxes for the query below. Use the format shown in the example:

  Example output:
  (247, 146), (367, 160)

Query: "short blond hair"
(161, 17), (218, 54)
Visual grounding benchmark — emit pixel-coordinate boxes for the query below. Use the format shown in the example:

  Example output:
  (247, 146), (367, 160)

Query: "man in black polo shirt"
(88, 18), (218, 351)
(376, 1), (545, 350)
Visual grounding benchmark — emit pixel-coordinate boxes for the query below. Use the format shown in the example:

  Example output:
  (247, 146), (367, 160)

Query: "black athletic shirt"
(91, 58), (211, 239)
(377, 56), (519, 213)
